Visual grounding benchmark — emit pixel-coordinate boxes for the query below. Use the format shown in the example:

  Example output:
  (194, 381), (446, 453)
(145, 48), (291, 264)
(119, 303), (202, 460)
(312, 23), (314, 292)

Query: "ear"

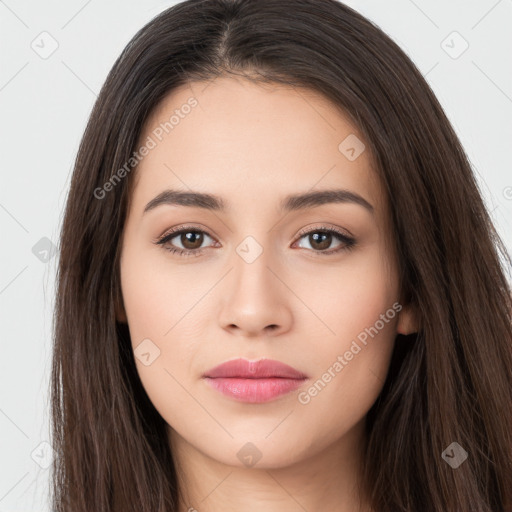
(396, 303), (419, 335)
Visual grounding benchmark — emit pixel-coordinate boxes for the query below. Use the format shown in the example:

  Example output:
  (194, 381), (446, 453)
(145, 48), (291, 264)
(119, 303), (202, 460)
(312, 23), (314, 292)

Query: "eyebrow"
(143, 188), (374, 215)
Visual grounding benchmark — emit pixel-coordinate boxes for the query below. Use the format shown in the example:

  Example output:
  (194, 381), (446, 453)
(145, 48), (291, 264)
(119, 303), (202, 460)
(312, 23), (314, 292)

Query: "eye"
(155, 225), (218, 257)
(293, 225), (356, 255)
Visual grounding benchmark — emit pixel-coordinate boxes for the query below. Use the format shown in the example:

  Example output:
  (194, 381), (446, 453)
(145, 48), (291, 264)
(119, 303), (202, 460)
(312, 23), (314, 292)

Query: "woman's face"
(118, 76), (413, 468)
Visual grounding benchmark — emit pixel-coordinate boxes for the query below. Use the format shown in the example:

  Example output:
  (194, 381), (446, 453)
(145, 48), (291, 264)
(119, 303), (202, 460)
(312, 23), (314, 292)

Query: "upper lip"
(203, 358), (308, 379)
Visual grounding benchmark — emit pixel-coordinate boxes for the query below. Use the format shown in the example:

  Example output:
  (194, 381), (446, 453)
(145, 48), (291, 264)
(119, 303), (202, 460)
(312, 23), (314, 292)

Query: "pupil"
(311, 232), (331, 250)
(182, 231), (203, 249)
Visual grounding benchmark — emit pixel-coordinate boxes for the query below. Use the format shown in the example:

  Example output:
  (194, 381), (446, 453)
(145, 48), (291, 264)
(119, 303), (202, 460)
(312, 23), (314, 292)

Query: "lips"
(203, 357), (308, 379)
(202, 358), (308, 403)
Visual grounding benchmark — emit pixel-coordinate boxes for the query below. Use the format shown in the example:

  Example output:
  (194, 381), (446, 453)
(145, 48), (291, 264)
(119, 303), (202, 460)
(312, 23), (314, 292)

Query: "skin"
(117, 75), (417, 512)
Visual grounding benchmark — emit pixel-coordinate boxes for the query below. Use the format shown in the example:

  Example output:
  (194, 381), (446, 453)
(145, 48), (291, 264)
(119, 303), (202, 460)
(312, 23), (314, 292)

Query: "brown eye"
(295, 228), (355, 254)
(307, 232), (333, 251)
(156, 227), (216, 256)
(179, 231), (205, 250)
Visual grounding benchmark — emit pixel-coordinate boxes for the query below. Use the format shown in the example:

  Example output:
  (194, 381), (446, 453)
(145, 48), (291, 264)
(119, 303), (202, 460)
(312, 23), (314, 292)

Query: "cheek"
(120, 240), (210, 342)
(294, 240), (399, 352)
(119, 245), (203, 409)
(294, 245), (399, 428)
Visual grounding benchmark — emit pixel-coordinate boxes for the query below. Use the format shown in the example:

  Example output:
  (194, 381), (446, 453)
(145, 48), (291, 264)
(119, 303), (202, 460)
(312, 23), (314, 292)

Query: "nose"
(217, 245), (293, 338)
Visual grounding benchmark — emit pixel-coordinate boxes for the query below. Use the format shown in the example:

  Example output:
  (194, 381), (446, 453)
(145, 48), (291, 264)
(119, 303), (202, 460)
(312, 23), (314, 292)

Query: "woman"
(51, 0), (512, 510)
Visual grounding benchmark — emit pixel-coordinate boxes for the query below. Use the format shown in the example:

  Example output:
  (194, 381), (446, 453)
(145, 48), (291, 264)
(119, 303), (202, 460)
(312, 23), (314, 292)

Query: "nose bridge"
(217, 230), (292, 335)
(231, 232), (277, 299)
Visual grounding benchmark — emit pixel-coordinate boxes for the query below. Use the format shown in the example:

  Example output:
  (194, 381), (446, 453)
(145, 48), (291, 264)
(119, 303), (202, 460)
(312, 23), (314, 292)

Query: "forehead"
(130, 76), (384, 216)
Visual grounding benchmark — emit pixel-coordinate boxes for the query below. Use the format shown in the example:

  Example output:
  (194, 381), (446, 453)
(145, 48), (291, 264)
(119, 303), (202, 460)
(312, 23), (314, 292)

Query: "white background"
(0, 0), (511, 510)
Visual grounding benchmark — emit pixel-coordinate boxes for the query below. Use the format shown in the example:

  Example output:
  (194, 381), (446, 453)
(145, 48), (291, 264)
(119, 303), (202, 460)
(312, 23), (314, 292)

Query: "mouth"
(202, 357), (308, 403)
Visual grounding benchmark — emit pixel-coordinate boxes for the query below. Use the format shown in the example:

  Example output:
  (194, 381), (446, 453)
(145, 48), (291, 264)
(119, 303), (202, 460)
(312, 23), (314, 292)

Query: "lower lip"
(203, 377), (306, 403)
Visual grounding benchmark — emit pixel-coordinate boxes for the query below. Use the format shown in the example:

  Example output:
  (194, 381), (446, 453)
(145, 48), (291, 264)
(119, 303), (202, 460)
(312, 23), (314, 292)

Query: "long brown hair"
(51, 0), (512, 510)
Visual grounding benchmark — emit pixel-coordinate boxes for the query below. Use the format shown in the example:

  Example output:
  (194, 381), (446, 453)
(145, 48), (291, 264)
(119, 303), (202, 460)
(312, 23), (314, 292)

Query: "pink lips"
(202, 358), (308, 403)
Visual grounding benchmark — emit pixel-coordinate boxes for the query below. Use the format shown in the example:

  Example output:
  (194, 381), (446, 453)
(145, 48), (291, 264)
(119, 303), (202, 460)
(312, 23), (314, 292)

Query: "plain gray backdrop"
(1, 0), (511, 510)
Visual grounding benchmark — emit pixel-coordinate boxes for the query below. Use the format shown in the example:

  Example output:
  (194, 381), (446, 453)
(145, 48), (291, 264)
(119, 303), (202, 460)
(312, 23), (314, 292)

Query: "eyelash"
(155, 224), (356, 258)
